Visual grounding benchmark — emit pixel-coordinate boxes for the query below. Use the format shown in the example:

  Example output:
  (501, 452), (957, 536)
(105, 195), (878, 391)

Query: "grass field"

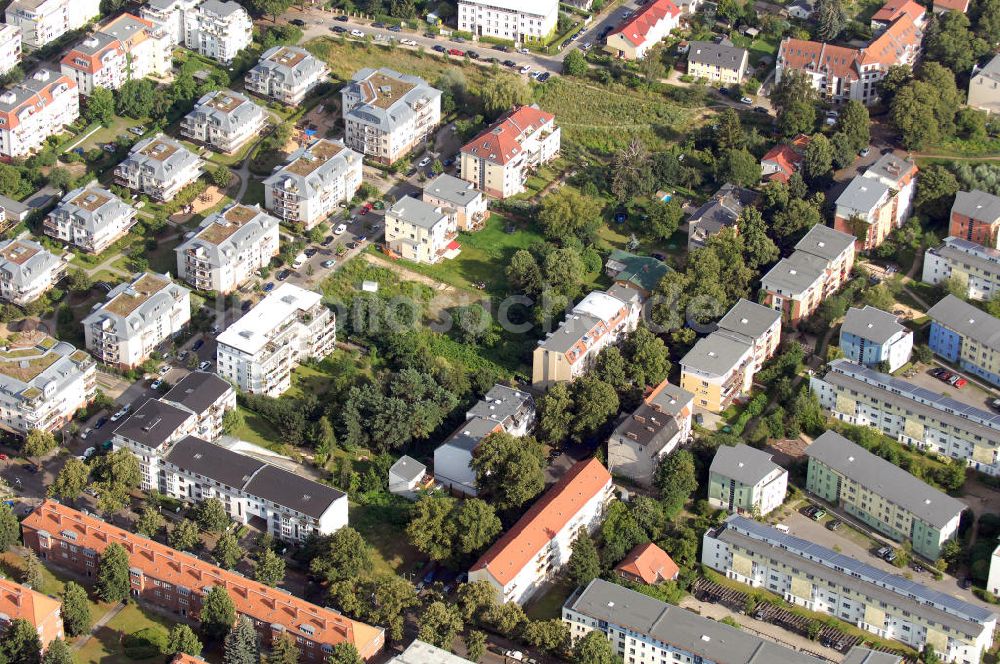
(76, 603), (176, 664)
(349, 500), (422, 576)
(306, 38), (491, 87)
(230, 405), (284, 450)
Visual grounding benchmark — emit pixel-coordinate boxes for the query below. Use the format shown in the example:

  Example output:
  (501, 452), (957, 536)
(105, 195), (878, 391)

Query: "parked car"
(754, 106), (768, 114)
(400, 38), (417, 46)
(503, 59), (516, 67)
(991, 398), (1000, 412)
(448, 48), (464, 56)
(433, 44), (447, 53)
(938, 371), (954, 382)
(418, 156), (432, 168)
(859, 146), (872, 157)
(740, 96), (752, 104)
(537, 72), (551, 82)
(388, 25), (401, 32)
(954, 378), (968, 388)
(262, 281), (275, 292)
(350, 29), (365, 37)
(151, 379), (163, 390)
(826, 519), (842, 531)
(948, 374), (962, 386)
(930, 367), (947, 377)
(334, 223), (347, 234)
(321, 235), (334, 246)
(811, 508), (826, 520)
(335, 14), (349, 20)
(198, 361), (212, 371)
(128, 125), (146, 136)
(466, 50), (480, 59)
(371, 21), (386, 28)
(192, 339), (204, 351)
(94, 417), (107, 429)
(304, 247), (318, 257)
(330, 25), (346, 33)
(290, 18), (305, 26)
(322, 259), (336, 269)
(80, 428), (92, 440)
(520, 64), (531, 74)
(277, 269), (291, 281)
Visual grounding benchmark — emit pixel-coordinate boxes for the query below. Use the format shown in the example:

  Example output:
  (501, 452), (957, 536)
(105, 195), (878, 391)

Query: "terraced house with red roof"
(0, 68), (78, 159)
(60, 13), (171, 96)
(459, 104), (560, 199)
(0, 576), (64, 651)
(605, 0), (680, 60)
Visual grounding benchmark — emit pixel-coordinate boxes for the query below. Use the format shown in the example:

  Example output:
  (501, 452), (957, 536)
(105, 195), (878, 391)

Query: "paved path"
(71, 601), (125, 652)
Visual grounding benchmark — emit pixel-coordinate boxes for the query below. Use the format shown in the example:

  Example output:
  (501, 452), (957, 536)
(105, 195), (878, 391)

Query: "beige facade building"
(384, 196), (456, 264)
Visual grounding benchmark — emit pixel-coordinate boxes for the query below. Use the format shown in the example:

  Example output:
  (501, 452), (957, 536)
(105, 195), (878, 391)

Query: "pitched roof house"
(614, 542), (680, 584)
(606, 0), (681, 60)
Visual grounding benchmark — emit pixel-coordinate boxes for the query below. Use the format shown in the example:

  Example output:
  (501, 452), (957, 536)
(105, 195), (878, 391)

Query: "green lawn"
(284, 363), (337, 400)
(524, 577), (575, 620)
(349, 499), (422, 576)
(242, 179), (265, 207)
(76, 116), (150, 152)
(76, 603), (175, 664)
(230, 405), (284, 450)
(305, 38), (493, 87)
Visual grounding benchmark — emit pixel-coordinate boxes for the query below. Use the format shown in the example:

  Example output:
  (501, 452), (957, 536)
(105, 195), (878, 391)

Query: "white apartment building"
(341, 68), (441, 165)
(44, 185), (137, 254)
(216, 283), (336, 397)
(384, 196), (456, 264)
(60, 13), (171, 96)
(263, 139), (362, 230)
(183, 0), (251, 64)
(5, 0), (100, 49)
(140, 0), (198, 44)
(469, 458), (613, 605)
(923, 236), (1000, 301)
(114, 134), (203, 202)
(457, 0), (559, 44)
(460, 105), (560, 199)
(175, 204), (279, 294)
(0, 68), (78, 159)
(0, 334), (95, 436)
(245, 45), (327, 105)
(0, 239), (65, 305)
(988, 545), (1000, 596)
(111, 397), (196, 492)
(160, 371), (235, 441)
(82, 273), (191, 369)
(0, 25), (23, 77)
(180, 89), (265, 153)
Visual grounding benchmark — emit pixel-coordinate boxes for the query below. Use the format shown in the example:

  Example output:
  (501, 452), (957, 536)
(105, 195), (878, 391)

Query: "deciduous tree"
(471, 432), (545, 511)
(96, 544), (130, 602)
(166, 624), (203, 657)
(0, 504), (17, 552)
(60, 582), (91, 637)
(567, 531), (601, 587)
(41, 638), (73, 664)
(195, 498), (230, 533)
(48, 458), (88, 503)
(213, 532), (242, 569)
(200, 586), (236, 641)
(538, 188), (603, 242)
(417, 602), (463, 650)
(309, 527), (372, 583)
(135, 506), (164, 538)
(572, 630), (620, 664)
(168, 519), (200, 552)
(253, 547), (285, 587)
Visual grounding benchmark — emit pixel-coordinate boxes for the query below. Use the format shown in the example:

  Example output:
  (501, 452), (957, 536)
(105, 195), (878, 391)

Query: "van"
(292, 253), (307, 270)
(775, 524), (790, 534)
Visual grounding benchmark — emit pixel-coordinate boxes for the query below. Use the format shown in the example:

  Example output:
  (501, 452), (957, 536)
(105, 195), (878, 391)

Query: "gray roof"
(113, 398), (192, 449)
(0, 239), (62, 290)
(389, 455), (426, 483)
(538, 311), (602, 353)
(164, 435), (265, 489)
(836, 175), (890, 215)
(0, 69), (72, 116)
(161, 371), (232, 416)
(0, 185), (59, 221)
(647, 381), (694, 418)
(243, 464), (346, 520)
(568, 579), (824, 664)
(794, 224), (856, 262)
(466, 384), (534, 428)
(687, 41), (749, 70)
(183, 90), (264, 139)
(390, 640), (474, 664)
(842, 648), (903, 664)
(973, 54), (1000, 84)
(249, 46), (327, 88)
(688, 183), (758, 242)
(387, 196), (447, 230)
(841, 306), (907, 344)
(196, 0), (244, 17)
(804, 430), (966, 528)
(928, 294), (1000, 351)
(423, 173), (482, 208)
(715, 298), (781, 345)
(263, 139), (362, 200)
(864, 152), (915, 188)
(440, 416), (501, 453)
(82, 273), (190, 343)
(119, 134), (202, 184)
(612, 404), (680, 452)
(0, 336), (92, 406)
(760, 252), (826, 295)
(952, 189), (1000, 223)
(931, 236), (1000, 278)
(710, 443), (783, 485)
(605, 250), (670, 292)
(67, 30), (118, 57)
(342, 68), (441, 133)
(175, 204), (279, 271)
(49, 185), (135, 235)
(680, 332), (751, 376)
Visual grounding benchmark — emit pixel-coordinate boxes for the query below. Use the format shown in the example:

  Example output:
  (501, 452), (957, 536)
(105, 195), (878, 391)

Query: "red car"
(954, 378), (968, 388)
(448, 48), (465, 56)
(938, 371), (954, 382)
(360, 202), (373, 215)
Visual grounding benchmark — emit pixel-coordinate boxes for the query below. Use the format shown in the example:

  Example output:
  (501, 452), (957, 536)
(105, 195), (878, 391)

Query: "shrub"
(122, 627), (168, 659)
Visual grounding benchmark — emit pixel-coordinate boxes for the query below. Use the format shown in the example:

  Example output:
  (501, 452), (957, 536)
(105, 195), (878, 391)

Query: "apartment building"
(390, 641), (474, 664)
(161, 371), (235, 441)
(22, 501), (386, 661)
(263, 139), (363, 230)
(708, 444), (788, 516)
(114, 135), (203, 202)
(968, 54), (1000, 114)
(0, 25), (22, 77)
(0, 334), (94, 435)
(456, 0), (558, 43)
(434, 384), (534, 496)
(245, 46), (328, 105)
(811, 359), (1000, 475)
(563, 579), (825, 664)
(687, 183), (758, 250)
(162, 436), (348, 542)
(680, 332), (754, 413)
(175, 203), (280, 294)
(532, 288), (641, 389)
(761, 224), (856, 326)
(6, 0), (100, 49)
(216, 283), (336, 397)
(805, 430), (964, 560)
(112, 397), (196, 492)
(469, 458), (613, 605)
(702, 515), (996, 663)
(686, 40), (749, 84)
(140, 0), (198, 44)
(384, 196), (457, 264)
(422, 173), (488, 231)
(181, 90), (265, 153)
(0, 576), (63, 651)
(460, 105), (560, 199)
(923, 236), (1000, 301)
(0, 68), (79, 159)
(714, 298), (782, 373)
(928, 294), (1000, 387)
(606, 0), (681, 60)
(341, 68), (441, 165)
(607, 380), (693, 486)
(949, 189), (1000, 248)
(775, 0), (924, 105)
(82, 273), (192, 369)
(603, 250), (669, 299)
(835, 153), (918, 250)
(183, 0), (251, 64)
(0, 239), (65, 305)
(988, 545), (1000, 596)
(60, 13), (170, 96)
(45, 185), (137, 254)
(839, 306), (913, 372)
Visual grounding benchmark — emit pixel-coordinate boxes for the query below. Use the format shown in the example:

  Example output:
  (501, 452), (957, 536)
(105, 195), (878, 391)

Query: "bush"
(122, 627), (168, 659)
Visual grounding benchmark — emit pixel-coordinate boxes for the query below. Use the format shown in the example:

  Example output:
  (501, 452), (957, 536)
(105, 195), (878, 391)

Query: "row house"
(175, 203), (280, 294)
(460, 105), (560, 199)
(216, 283), (336, 397)
(0, 25), (22, 77)
(422, 173), (488, 232)
(384, 196), (456, 264)
(456, 0), (558, 44)
(44, 185), (137, 254)
(182, 0), (251, 64)
(810, 359), (1000, 475)
(949, 189), (1000, 248)
(180, 89), (265, 154)
(686, 40), (750, 84)
(21, 501), (385, 660)
(82, 272), (191, 369)
(469, 458), (613, 605)
(5, 0), (100, 49)
(606, 0), (681, 61)
(114, 134), (203, 202)
(702, 515), (995, 662)
(60, 13), (170, 96)
(839, 305), (913, 372)
(922, 236), (1000, 301)
(927, 294), (1000, 387)
(834, 152), (918, 251)
(160, 371), (235, 441)
(0, 68), (78, 159)
(760, 223), (857, 326)
(263, 139), (362, 230)
(341, 68), (441, 165)
(0, 333), (94, 436)
(0, 576), (63, 651)
(0, 238), (65, 305)
(708, 444), (788, 516)
(245, 46), (327, 106)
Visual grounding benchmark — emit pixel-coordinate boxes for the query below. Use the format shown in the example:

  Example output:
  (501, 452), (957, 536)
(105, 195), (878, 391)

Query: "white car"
(110, 404), (131, 422)
(740, 96), (752, 104)
(80, 428), (92, 440)
(418, 156), (432, 167)
(83, 447), (96, 459)
(334, 223), (348, 234)
(520, 65), (532, 74)
(400, 38), (417, 46)
(151, 379), (163, 390)
(198, 360), (212, 371)
(350, 29), (365, 37)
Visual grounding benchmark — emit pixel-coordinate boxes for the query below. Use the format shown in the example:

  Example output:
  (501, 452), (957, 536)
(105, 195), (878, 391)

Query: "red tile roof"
(761, 135), (810, 183)
(461, 106), (555, 166)
(615, 542), (679, 584)
(934, 0), (969, 12)
(0, 73), (77, 132)
(609, 0), (680, 47)
(470, 458), (612, 586)
(170, 656), (206, 664)
(871, 0), (923, 23)
(859, 11), (921, 67)
(0, 577), (62, 649)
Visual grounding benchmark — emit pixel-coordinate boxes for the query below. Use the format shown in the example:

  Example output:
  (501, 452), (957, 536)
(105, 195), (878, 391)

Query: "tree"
(407, 494), (457, 561)
(200, 585), (236, 641)
(265, 634), (299, 664)
(91, 448), (140, 489)
(645, 198), (683, 241)
(738, 207), (779, 270)
(4, 618), (41, 664)
(567, 531), (601, 587)
(572, 630), (620, 664)
(417, 601), (463, 650)
(611, 139), (654, 201)
(571, 376), (619, 441)
(248, 0), (293, 21)
(479, 73), (531, 118)
(471, 432), (545, 511)
(253, 547), (285, 587)
(166, 624), (203, 657)
(925, 11), (988, 76)
(48, 168), (72, 191)
(506, 250), (543, 296)
(328, 574), (417, 641)
(223, 616), (259, 664)
(195, 498), (230, 533)
(802, 133), (833, 181)
(211, 166), (234, 188)
(920, 644), (941, 664)
(23, 429), (56, 465)
(914, 164), (959, 220)
(135, 506), (164, 538)
(600, 501), (647, 564)
(717, 148), (760, 187)
(221, 408), (244, 436)
(537, 381), (573, 446)
(48, 458), (89, 502)
(116, 79), (156, 118)
(563, 49), (587, 76)
(169, 519), (200, 551)
(715, 108), (745, 152)
(96, 542), (131, 603)
(457, 581), (497, 622)
(891, 81), (941, 147)
(771, 70), (818, 136)
(878, 64), (913, 106)
(326, 643), (363, 664)
(655, 450), (698, 517)
(312, 415), (336, 463)
(538, 187), (603, 242)
(830, 131), (857, 169)
(213, 532), (242, 569)
(453, 498), (502, 558)
(60, 582), (91, 637)
(66, 269), (93, 293)
(23, 549), (43, 590)
(835, 100), (870, 152)
(466, 630), (487, 663)
(0, 504), (16, 552)
(309, 527), (372, 583)
(524, 619), (569, 653)
(84, 87), (115, 126)
(815, 0), (847, 41)
(41, 639), (73, 664)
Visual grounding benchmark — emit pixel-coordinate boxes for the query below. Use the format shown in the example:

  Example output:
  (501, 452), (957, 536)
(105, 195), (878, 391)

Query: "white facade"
(923, 236), (1000, 302)
(0, 25), (22, 76)
(183, 0), (252, 64)
(160, 371), (236, 441)
(180, 89), (265, 153)
(0, 68), (78, 159)
(216, 283), (336, 397)
(0, 239), (65, 305)
(263, 139), (363, 230)
(5, 0), (100, 49)
(60, 14), (171, 96)
(245, 45), (327, 105)
(45, 185), (137, 254)
(114, 134), (203, 202)
(457, 0), (559, 43)
(111, 397), (197, 492)
(988, 545), (1000, 596)
(140, 0), (198, 44)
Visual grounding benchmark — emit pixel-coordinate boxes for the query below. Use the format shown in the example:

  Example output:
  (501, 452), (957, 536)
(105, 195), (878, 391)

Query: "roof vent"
(848, 455), (855, 462)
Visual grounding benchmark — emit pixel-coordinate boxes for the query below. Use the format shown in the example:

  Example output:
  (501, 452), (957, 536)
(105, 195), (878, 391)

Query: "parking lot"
(905, 364), (999, 413)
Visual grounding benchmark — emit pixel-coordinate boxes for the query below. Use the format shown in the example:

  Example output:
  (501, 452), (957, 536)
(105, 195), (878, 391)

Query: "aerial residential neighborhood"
(0, 0), (996, 662)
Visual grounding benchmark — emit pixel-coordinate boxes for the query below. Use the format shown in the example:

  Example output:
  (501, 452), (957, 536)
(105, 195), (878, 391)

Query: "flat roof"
(216, 283), (322, 355)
